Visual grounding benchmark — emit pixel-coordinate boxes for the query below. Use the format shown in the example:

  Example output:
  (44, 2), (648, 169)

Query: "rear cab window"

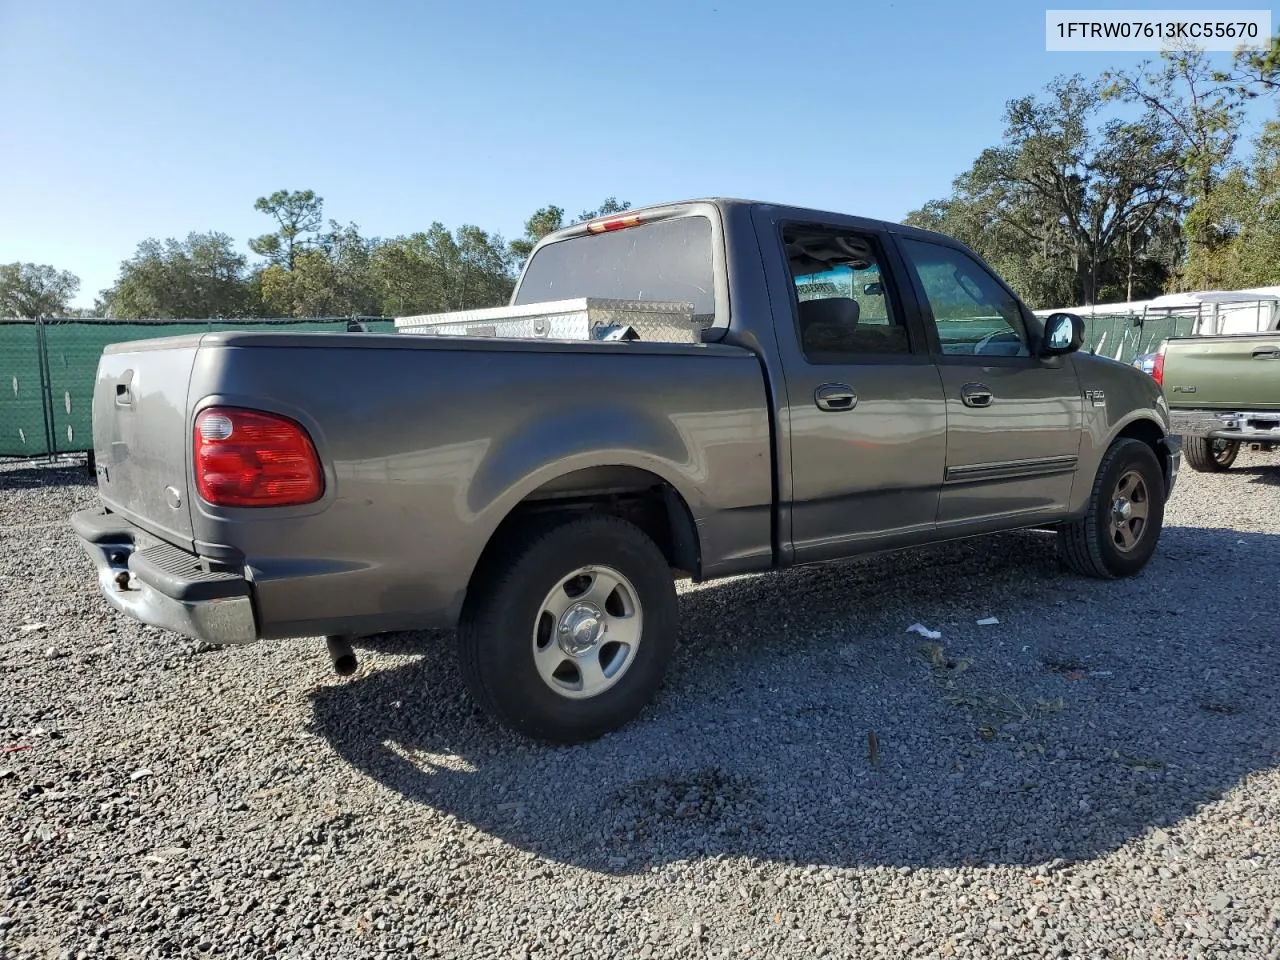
(513, 215), (718, 327)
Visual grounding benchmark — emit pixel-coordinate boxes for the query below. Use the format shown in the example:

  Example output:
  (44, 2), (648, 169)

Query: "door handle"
(814, 383), (857, 412)
(960, 382), (993, 408)
(1251, 346), (1280, 359)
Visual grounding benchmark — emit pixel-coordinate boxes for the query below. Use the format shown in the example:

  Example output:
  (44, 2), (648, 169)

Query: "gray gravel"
(2, 453), (1278, 959)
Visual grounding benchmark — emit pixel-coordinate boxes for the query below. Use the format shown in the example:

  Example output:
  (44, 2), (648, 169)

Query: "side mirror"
(863, 281), (883, 296)
(1041, 312), (1085, 356)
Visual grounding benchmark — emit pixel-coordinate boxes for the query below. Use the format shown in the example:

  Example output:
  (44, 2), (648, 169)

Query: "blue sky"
(0, 0), (1273, 307)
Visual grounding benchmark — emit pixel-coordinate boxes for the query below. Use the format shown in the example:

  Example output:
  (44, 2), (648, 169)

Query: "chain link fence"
(0, 317), (395, 458)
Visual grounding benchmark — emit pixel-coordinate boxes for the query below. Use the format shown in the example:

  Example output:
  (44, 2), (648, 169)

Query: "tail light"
(1151, 342), (1167, 386)
(194, 407), (324, 507)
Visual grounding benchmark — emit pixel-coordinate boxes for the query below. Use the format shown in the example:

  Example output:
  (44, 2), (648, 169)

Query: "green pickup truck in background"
(1156, 328), (1280, 471)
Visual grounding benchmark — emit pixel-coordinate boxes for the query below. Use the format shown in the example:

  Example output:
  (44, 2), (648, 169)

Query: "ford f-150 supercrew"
(71, 198), (1181, 743)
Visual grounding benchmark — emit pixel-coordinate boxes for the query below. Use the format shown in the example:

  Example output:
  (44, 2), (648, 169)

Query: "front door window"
(899, 237), (1030, 358)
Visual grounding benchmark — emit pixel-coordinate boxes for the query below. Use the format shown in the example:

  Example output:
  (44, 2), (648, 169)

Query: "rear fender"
(461, 402), (710, 578)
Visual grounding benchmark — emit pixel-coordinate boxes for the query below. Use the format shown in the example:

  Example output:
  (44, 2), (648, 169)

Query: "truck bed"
(88, 330), (774, 638)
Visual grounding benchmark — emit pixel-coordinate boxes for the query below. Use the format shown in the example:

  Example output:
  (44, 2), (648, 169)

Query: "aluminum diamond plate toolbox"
(394, 298), (706, 344)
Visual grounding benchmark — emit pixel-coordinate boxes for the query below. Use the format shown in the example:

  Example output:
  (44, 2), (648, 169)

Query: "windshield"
(514, 215), (716, 321)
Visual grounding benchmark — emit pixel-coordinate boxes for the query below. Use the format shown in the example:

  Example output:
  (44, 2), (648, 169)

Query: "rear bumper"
(1171, 409), (1280, 443)
(70, 507), (258, 646)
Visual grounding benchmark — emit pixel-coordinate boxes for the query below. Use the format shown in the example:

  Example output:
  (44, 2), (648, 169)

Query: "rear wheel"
(1184, 436), (1239, 472)
(1058, 438), (1166, 579)
(457, 514), (678, 743)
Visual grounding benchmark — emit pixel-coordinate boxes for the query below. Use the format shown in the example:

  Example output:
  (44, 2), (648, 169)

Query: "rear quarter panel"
(187, 334), (773, 638)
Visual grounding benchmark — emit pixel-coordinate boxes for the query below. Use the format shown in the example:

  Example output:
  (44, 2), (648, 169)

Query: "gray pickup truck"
(71, 198), (1181, 743)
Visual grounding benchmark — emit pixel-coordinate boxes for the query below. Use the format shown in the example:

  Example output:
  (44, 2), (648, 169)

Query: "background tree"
(369, 229), (447, 315)
(1185, 120), (1280, 288)
(906, 75), (1185, 307)
(1103, 48), (1247, 287)
(575, 196), (631, 224)
(258, 220), (379, 317)
(0, 262), (81, 317)
(509, 205), (565, 266)
(249, 189), (324, 270)
(1227, 30), (1280, 95)
(1088, 116), (1187, 300)
(454, 225), (515, 309)
(369, 223), (514, 315)
(99, 232), (258, 318)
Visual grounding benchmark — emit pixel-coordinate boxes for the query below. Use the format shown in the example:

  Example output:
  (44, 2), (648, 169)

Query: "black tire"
(1058, 438), (1166, 579)
(457, 514), (678, 744)
(1184, 436), (1239, 472)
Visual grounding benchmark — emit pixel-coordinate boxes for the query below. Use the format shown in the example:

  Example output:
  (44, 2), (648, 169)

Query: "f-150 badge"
(1084, 389), (1106, 406)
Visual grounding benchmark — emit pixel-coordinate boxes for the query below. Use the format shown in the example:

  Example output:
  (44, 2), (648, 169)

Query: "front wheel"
(456, 514), (678, 743)
(1058, 438), (1166, 579)
(1184, 436), (1239, 472)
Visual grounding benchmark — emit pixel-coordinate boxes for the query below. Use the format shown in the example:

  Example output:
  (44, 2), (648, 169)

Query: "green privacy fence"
(0, 321), (48, 457)
(1, 316), (395, 458)
(1075, 312), (1199, 363)
(2, 310), (1199, 459)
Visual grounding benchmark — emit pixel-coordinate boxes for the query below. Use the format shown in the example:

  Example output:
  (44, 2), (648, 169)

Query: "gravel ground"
(2, 453), (1278, 960)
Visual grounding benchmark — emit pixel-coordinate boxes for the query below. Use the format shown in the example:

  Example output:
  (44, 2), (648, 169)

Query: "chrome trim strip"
(945, 455), (1079, 484)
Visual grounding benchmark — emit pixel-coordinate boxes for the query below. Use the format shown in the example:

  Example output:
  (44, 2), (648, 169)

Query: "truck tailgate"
(1162, 334), (1280, 410)
(92, 336), (200, 549)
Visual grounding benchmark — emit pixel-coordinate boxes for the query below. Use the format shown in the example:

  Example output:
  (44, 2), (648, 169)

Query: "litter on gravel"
(905, 622), (942, 639)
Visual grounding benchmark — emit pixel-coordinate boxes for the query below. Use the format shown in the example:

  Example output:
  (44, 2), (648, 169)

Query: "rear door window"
(784, 226), (912, 360)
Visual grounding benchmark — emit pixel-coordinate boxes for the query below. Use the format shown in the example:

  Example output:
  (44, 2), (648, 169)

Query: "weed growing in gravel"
(944, 691), (1066, 723)
(916, 641), (972, 674)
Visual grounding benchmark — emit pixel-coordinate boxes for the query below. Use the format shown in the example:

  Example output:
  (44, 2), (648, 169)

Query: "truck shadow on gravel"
(0, 462), (95, 491)
(310, 525), (1280, 874)
(1235, 464), (1280, 487)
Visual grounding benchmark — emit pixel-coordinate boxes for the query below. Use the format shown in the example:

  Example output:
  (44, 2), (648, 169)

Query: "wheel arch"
(464, 462), (702, 611)
(1111, 415), (1176, 495)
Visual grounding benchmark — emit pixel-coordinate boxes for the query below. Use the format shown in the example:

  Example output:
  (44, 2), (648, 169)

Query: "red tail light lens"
(1152, 344), (1166, 386)
(194, 407), (324, 507)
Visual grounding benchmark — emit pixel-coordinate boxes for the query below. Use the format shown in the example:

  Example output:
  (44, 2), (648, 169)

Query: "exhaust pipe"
(325, 635), (358, 676)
